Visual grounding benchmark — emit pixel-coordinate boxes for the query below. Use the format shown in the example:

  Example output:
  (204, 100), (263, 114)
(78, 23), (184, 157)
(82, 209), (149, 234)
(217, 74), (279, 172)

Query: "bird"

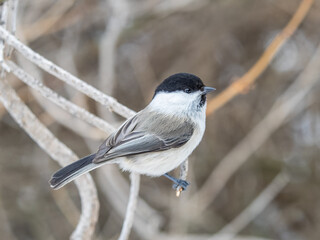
(49, 73), (215, 192)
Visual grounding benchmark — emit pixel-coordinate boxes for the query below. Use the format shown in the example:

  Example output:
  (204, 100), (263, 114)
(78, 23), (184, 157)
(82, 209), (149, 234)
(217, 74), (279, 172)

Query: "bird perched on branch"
(49, 73), (215, 194)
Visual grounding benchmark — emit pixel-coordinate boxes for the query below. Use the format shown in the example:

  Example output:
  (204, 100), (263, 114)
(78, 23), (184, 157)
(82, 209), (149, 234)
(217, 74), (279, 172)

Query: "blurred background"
(0, 0), (320, 239)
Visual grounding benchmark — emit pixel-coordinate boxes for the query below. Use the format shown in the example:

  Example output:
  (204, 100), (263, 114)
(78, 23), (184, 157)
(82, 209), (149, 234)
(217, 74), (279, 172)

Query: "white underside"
(117, 92), (206, 176)
(116, 125), (204, 176)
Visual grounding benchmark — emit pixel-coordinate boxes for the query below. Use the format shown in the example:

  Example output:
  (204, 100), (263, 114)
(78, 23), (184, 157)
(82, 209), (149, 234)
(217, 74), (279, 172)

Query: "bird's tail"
(49, 153), (97, 189)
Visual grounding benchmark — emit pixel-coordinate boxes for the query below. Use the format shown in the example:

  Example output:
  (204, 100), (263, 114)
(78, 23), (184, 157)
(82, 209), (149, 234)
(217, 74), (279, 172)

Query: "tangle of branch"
(3, 60), (115, 134)
(0, 76), (99, 240)
(206, 0), (314, 115)
(0, 25), (136, 118)
(188, 42), (320, 214)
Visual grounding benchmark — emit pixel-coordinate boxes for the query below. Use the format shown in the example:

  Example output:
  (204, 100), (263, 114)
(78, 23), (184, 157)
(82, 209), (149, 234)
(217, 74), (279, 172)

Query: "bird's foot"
(163, 173), (190, 197)
(172, 179), (190, 191)
(173, 179), (190, 197)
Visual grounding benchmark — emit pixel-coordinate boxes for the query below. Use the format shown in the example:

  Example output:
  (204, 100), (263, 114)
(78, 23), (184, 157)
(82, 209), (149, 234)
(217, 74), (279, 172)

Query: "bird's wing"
(93, 111), (194, 163)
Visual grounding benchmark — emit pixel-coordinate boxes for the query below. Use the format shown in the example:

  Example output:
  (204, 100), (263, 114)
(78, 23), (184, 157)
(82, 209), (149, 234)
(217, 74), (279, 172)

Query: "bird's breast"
(118, 122), (205, 176)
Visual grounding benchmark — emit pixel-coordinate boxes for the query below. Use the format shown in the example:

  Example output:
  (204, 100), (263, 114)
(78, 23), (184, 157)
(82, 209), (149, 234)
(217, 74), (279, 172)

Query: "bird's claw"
(172, 179), (190, 191)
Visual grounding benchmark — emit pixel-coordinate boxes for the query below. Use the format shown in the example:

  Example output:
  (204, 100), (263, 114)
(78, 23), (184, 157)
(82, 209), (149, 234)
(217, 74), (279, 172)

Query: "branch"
(153, 0), (203, 16)
(0, 194), (17, 240)
(99, 0), (129, 95)
(9, 57), (163, 238)
(3, 60), (115, 134)
(155, 233), (274, 240)
(13, 51), (164, 238)
(0, 25), (136, 118)
(175, 159), (188, 197)
(187, 42), (320, 214)
(216, 172), (289, 238)
(0, 1), (9, 63)
(22, 0), (76, 42)
(8, 0), (18, 36)
(97, 166), (163, 240)
(206, 0), (314, 115)
(179, 159), (188, 180)
(118, 172), (140, 240)
(0, 77), (99, 240)
(5, 0), (18, 58)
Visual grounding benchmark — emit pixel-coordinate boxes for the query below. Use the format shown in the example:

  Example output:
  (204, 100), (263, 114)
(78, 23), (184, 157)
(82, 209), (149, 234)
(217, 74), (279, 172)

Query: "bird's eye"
(184, 88), (191, 94)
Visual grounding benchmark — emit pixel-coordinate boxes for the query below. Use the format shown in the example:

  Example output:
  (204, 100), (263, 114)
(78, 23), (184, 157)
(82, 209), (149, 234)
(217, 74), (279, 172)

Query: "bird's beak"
(203, 86), (216, 94)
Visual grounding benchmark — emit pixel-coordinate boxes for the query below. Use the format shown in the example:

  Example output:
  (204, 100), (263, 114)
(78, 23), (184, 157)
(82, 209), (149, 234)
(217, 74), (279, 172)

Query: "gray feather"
(93, 110), (194, 163)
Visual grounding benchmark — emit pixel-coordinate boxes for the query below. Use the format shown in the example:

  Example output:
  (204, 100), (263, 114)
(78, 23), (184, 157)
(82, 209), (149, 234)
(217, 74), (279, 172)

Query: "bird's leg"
(163, 173), (190, 191)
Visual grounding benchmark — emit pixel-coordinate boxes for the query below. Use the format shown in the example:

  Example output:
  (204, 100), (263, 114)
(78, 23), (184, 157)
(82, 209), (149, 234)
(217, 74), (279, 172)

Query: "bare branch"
(175, 159), (188, 197)
(0, 1), (9, 63)
(206, 0), (314, 115)
(8, 0), (19, 35)
(22, 0), (76, 42)
(0, 26), (136, 118)
(51, 187), (81, 228)
(188, 42), (320, 214)
(216, 172), (289, 238)
(97, 166), (162, 240)
(155, 233), (274, 240)
(13, 51), (163, 239)
(179, 159), (188, 180)
(99, 0), (129, 95)
(118, 172), (140, 240)
(3, 60), (115, 134)
(0, 194), (17, 240)
(153, 0), (203, 16)
(0, 77), (99, 240)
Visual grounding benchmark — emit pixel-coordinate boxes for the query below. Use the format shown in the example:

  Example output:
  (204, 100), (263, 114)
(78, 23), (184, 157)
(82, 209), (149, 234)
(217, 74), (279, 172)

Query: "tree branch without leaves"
(118, 173), (140, 240)
(0, 25), (136, 119)
(188, 41), (320, 215)
(3, 60), (115, 134)
(0, 76), (99, 240)
(0, 1), (316, 240)
(215, 172), (290, 238)
(206, 0), (314, 115)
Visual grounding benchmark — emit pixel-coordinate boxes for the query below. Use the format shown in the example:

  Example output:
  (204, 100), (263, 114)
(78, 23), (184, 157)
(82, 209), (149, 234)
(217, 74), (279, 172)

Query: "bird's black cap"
(155, 73), (205, 95)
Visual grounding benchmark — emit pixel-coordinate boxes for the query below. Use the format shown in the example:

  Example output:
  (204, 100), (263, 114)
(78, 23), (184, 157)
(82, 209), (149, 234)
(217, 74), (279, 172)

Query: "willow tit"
(49, 73), (215, 191)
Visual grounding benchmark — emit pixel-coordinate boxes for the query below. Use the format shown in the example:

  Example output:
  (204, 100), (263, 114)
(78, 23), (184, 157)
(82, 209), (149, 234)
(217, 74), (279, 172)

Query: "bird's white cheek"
(149, 92), (197, 115)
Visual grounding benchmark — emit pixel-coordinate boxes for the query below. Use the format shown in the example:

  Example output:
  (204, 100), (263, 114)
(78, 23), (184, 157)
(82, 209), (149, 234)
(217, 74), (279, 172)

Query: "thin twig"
(98, 1), (150, 236)
(97, 166), (163, 240)
(154, 233), (274, 240)
(21, 1), (98, 43)
(11, 55), (163, 237)
(1, 2), (100, 239)
(8, 0), (18, 35)
(0, 25), (136, 118)
(14, 42), (162, 239)
(5, 0), (18, 58)
(179, 159), (188, 180)
(22, 0), (75, 42)
(38, 96), (107, 140)
(0, 77), (99, 240)
(0, 195), (17, 240)
(215, 172), (289, 238)
(51, 188), (81, 228)
(206, 0), (314, 115)
(153, 0), (203, 16)
(99, 0), (129, 96)
(3, 60), (115, 134)
(118, 172), (140, 240)
(97, 0), (130, 123)
(0, 1), (9, 64)
(188, 42), (320, 214)
(175, 159), (188, 197)
(15, 48), (107, 140)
